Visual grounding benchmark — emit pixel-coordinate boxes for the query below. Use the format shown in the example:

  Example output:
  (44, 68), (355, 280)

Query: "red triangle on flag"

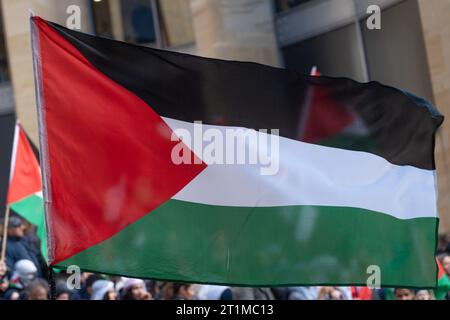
(33, 17), (207, 265)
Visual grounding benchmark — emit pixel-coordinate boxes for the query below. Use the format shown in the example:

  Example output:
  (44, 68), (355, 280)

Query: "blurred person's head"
(0, 279), (9, 293)
(22, 220), (35, 234)
(415, 290), (433, 300)
(91, 280), (116, 300)
(318, 286), (345, 300)
(56, 292), (70, 300)
(12, 259), (37, 287)
(5, 290), (20, 300)
(173, 283), (196, 300)
(0, 268), (9, 293)
(85, 274), (104, 297)
(394, 288), (414, 300)
(81, 272), (93, 283)
(197, 285), (233, 300)
(161, 282), (175, 300)
(122, 278), (151, 300)
(0, 260), (7, 278)
(441, 254), (450, 276)
(329, 288), (344, 300)
(25, 278), (49, 300)
(438, 233), (449, 248)
(6, 216), (25, 238)
(55, 280), (71, 300)
(104, 288), (117, 300)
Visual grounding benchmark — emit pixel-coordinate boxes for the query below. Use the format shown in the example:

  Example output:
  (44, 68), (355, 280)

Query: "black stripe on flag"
(48, 21), (443, 170)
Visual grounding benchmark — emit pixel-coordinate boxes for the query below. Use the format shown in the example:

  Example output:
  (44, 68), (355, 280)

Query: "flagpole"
(48, 266), (56, 300)
(0, 204), (10, 263)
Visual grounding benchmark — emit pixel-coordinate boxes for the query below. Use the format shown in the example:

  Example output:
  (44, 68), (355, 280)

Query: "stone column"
(418, 0), (450, 232)
(1, 0), (92, 144)
(190, 0), (280, 67)
(109, 0), (124, 41)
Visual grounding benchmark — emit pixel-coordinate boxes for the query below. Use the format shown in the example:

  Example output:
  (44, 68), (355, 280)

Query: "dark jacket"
(1, 236), (43, 277)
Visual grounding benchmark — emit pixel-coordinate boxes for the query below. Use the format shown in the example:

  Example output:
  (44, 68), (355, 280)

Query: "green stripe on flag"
(55, 199), (438, 287)
(435, 274), (450, 299)
(10, 194), (47, 262)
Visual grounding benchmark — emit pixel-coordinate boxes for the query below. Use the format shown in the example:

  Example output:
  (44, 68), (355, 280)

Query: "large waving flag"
(31, 17), (443, 287)
(7, 122), (46, 260)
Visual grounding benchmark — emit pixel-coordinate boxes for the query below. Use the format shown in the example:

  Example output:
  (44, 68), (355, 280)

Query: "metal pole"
(150, 0), (163, 48)
(353, 0), (370, 82)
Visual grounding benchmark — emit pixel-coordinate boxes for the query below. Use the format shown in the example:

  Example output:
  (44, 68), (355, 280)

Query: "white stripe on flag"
(164, 117), (438, 220)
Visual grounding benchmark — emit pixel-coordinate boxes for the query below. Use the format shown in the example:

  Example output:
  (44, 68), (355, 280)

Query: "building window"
(121, 0), (157, 45)
(278, 0), (433, 101)
(282, 23), (366, 82)
(274, 0), (317, 13)
(91, 0), (114, 39)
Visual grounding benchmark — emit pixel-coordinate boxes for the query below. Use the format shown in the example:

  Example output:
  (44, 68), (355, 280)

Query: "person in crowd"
(1, 216), (42, 277)
(394, 288), (415, 300)
(318, 287), (352, 300)
(77, 273), (104, 300)
(160, 282), (176, 300)
(288, 287), (319, 300)
(0, 260), (9, 299)
(232, 287), (274, 300)
(22, 220), (40, 255)
(55, 280), (72, 300)
(271, 287), (290, 300)
(24, 278), (49, 300)
(108, 276), (124, 292)
(415, 290), (434, 300)
(146, 280), (166, 300)
(91, 279), (117, 300)
(161, 283), (197, 300)
(9, 259), (38, 289)
(351, 286), (373, 300)
(121, 278), (152, 300)
(440, 253), (450, 276)
(435, 254), (450, 300)
(2, 259), (38, 299)
(0, 260), (6, 277)
(437, 233), (450, 255)
(197, 285), (233, 300)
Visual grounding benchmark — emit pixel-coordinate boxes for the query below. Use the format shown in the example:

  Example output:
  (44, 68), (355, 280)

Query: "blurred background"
(0, 0), (449, 232)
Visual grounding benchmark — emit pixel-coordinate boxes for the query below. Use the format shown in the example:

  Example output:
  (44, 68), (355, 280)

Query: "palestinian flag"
(31, 17), (443, 287)
(7, 122), (46, 260)
(300, 66), (371, 149)
(435, 258), (450, 299)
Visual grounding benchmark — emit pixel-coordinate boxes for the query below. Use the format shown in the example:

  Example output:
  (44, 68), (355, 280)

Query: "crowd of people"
(1, 215), (450, 300)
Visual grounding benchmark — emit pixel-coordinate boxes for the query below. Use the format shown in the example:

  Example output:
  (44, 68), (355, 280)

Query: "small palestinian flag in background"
(7, 122), (46, 261)
(300, 66), (370, 149)
(31, 17), (443, 287)
(435, 258), (450, 299)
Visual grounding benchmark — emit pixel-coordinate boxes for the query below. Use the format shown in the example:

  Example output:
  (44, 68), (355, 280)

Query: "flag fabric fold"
(31, 16), (443, 287)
